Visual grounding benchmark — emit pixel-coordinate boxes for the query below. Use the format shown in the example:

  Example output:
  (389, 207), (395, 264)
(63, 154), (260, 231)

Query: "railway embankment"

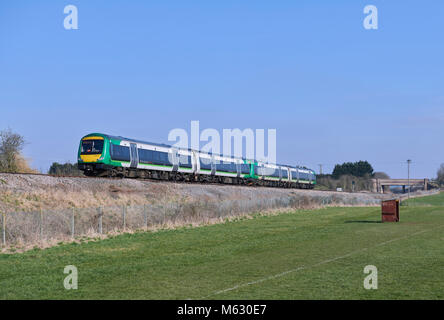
(1, 173), (438, 251)
(0, 173), (402, 213)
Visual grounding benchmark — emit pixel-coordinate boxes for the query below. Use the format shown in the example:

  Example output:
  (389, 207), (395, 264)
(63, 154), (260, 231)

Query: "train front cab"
(78, 135), (108, 174)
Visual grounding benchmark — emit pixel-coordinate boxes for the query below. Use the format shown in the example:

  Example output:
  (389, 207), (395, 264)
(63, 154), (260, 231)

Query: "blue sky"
(0, 0), (443, 178)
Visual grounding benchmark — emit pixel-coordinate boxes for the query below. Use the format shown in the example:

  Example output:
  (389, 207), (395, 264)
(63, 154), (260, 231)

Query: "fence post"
(144, 204), (148, 229)
(71, 208), (75, 238)
(122, 205), (126, 230)
(2, 213), (5, 247)
(39, 209), (43, 240)
(98, 207), (103, 234)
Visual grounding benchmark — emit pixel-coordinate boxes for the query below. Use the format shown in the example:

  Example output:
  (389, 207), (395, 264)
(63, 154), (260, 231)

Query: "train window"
(179, 155), (192, 168)
(259, 167), (272, 176)
(81, 140), (104, 155)
(138, 149), (172, 166)
(138, 149), (154, 163)
(240, 164), (250, 174)
(110, 144), (130, 162)
(215, 162), (223, 172)
(271, 168), (280, 178)
(217, 161), (237, 173)
(155, 151), (172, 166)
(292, 171), (298, 180)
(153, 151), (160, 162)
(199, 158), (212, 170)
(257, 166), (271, 176)
(281, 169), (288, 179)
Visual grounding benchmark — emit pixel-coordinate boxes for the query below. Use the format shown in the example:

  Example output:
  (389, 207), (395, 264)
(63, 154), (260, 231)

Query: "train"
(77, 133), (316, 189)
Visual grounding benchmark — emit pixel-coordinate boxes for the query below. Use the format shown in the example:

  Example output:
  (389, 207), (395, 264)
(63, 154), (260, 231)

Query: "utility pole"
(407, 159), (411, 199)
(318, 164), (323, 175)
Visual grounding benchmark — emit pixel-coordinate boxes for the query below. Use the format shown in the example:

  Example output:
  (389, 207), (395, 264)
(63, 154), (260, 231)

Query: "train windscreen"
(81, 140), (104, 155)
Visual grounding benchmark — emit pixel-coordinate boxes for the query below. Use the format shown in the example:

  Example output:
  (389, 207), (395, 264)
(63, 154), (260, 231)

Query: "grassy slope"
(402, 191), (444, 206)
(0, 197), (443, 299)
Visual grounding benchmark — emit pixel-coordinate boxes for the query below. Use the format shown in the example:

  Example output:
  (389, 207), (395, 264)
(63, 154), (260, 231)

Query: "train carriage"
(78, 133), (316, 189)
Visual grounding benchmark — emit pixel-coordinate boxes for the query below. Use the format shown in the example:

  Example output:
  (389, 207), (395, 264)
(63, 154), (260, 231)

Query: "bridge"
(371, 178), (429, 194)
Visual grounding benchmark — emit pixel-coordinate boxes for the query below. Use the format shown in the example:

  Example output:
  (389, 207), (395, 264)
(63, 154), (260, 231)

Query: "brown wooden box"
(381, 199), (400, 222)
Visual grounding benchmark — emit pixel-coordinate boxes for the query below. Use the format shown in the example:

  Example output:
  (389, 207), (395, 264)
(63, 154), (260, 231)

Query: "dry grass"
(0, 193), (384, 253)
(0, 173), (407, 252)
(0, 173), (391, 213)
(14, 154), (38, 174)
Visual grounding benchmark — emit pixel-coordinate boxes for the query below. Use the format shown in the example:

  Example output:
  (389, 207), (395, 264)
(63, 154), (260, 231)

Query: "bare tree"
(437, 164), (444, 186)
(0, 129), (25, 173)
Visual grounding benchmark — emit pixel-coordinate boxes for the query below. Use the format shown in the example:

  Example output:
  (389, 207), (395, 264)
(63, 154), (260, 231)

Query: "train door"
(129, 143), (139, 168)
(191, 151), (198, 173)
(261, 164), (266, 179)
(171, 148), (179, 172)
(210, 155), (216, 175)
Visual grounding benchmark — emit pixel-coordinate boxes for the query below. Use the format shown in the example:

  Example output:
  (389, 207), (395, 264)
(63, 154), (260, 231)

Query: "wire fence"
(0, 193), (384, 248)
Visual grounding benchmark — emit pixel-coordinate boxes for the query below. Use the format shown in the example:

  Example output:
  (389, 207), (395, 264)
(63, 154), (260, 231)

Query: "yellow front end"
(80, 136), (104, 163)
(80, 154), (102, 162)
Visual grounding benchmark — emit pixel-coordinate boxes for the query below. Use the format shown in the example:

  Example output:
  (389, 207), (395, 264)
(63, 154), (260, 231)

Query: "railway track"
(0, 171), (318, 190)
(0, 171), (352, 194)
(0, 171), (110, 180)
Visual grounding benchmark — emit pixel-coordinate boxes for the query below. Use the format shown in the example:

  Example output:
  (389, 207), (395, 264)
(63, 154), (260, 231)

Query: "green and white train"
(77, 133), (316, 189)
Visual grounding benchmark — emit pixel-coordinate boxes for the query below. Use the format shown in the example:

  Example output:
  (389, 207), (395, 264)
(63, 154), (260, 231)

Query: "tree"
(0, 129), (25, 173)
(48, 162), (84, 176)
(332, 161), (374, 179)
(355, 160), (374, 177)
(437, 164), (444, 186)
(373, 172), (390, 179)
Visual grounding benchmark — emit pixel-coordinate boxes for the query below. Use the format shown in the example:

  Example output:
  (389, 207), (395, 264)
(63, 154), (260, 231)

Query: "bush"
(437, 164), (444, 186)
(0, 129), (35, 173)
(48, 162), (84, 176)
(316, 174), (373, 192)
(373, 172), (390, 179)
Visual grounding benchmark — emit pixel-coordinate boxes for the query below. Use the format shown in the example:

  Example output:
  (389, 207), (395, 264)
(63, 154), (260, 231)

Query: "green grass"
(402, 191), (444, 206)
(1, 196), (444, 299)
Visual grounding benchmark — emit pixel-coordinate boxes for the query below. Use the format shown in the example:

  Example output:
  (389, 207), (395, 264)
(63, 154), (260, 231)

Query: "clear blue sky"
(1, 0), (443, 178)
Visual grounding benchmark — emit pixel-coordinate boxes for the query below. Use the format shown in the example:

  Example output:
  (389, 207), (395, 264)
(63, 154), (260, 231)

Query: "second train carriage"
(77, 133), (316, 188)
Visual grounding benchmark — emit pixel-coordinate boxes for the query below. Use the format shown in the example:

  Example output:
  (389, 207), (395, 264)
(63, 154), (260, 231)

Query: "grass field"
(402, 191), (444, 206)
(1, 193), (443, 300)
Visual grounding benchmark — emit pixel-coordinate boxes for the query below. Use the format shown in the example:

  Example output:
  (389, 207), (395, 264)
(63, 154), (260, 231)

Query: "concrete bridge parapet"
(372, 178), (429, 194)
